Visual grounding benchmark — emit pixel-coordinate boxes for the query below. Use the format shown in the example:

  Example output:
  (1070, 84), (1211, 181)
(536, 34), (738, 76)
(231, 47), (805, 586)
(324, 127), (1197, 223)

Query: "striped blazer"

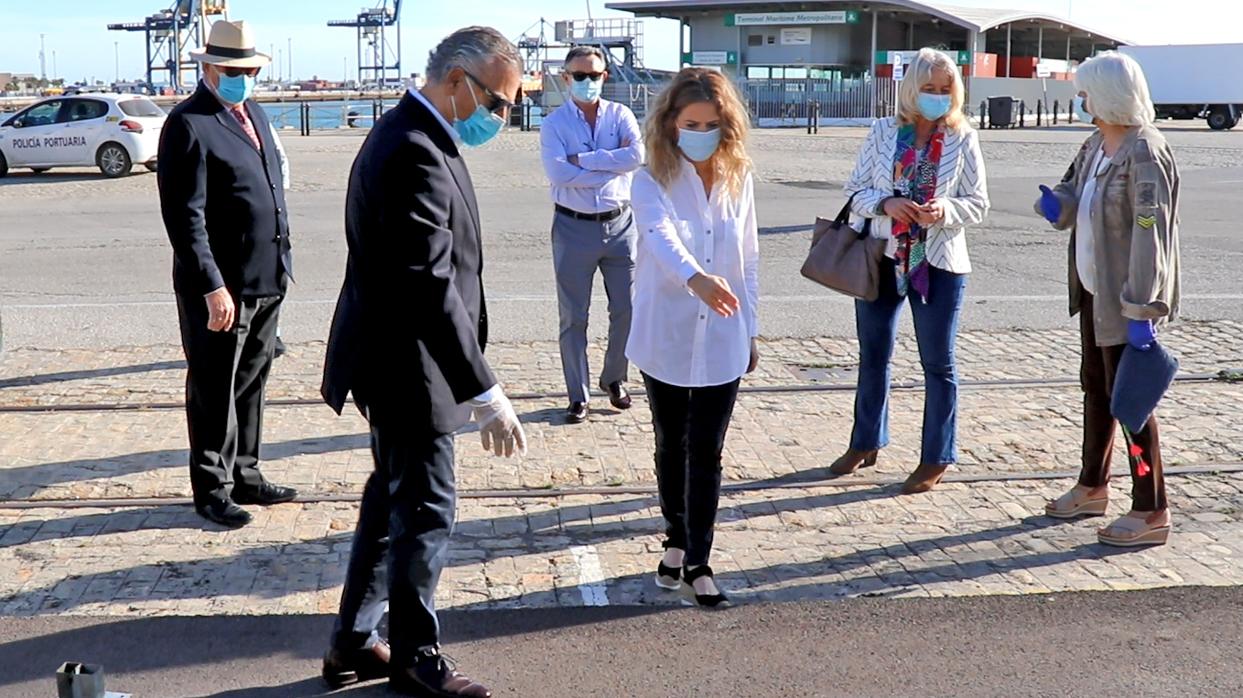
(843, 117), (989, 274)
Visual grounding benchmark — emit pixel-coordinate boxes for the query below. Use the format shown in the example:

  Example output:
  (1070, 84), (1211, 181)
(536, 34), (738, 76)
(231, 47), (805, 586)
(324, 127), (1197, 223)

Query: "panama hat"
(190, 20), (271, 68)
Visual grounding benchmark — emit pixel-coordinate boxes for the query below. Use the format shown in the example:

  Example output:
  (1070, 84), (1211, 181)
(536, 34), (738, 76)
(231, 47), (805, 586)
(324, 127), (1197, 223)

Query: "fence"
(737, 77), (897, 127)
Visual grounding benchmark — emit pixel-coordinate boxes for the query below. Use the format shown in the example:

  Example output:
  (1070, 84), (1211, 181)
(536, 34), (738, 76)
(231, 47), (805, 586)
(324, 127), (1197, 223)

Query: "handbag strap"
(836, 191), (873, 240)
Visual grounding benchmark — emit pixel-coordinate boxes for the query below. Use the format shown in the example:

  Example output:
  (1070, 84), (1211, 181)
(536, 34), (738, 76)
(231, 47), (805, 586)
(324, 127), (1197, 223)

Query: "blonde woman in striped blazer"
(829, 48), (990, 494)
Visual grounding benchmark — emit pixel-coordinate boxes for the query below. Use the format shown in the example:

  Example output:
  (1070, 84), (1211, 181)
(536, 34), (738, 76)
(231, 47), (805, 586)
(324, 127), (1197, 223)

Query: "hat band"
(205, 44), (256, 59)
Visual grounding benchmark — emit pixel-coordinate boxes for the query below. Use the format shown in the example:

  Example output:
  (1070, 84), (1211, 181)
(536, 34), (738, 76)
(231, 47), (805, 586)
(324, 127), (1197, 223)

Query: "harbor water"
(261, 99), (544, 131)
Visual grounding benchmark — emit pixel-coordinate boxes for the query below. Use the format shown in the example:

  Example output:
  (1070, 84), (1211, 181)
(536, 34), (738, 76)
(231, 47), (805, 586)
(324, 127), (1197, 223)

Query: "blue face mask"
(452, 80), (505, 148)
(570, 77), (603, 103)
(678, 128), (721, 162)
(216, 73), (255, 105)
(1074, 95), (1094, 125)
(917, 93), (952, 121)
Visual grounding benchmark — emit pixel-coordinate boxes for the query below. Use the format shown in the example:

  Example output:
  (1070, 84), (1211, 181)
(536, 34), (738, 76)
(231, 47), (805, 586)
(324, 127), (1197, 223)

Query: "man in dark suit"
(319, 27), (526, 698)
(158, 20), (297, 529)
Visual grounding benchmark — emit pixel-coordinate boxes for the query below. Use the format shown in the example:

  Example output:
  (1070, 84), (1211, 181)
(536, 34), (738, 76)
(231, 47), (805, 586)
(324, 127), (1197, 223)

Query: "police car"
(0, 94), (166, 178)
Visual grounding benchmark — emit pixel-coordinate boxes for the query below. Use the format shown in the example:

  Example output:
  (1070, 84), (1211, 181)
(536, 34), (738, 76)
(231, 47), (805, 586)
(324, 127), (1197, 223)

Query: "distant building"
(0, 73), (40, 95)
(607, 0), (1128, 123)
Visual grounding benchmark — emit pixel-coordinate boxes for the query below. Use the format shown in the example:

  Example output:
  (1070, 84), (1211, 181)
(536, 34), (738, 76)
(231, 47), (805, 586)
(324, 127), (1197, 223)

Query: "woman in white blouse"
(627, 68), (759, 608)
(829, 48), (990, 494)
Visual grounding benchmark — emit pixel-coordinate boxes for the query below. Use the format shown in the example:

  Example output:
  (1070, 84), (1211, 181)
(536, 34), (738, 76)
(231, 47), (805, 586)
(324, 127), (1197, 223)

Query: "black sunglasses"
(569, 71), (605, 82)
(222, 66), (260, 78)
(463, 70), (514, 114)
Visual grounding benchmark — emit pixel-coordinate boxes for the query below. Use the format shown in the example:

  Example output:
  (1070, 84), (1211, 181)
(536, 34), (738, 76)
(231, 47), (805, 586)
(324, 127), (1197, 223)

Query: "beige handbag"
(800, 193), (887, 302)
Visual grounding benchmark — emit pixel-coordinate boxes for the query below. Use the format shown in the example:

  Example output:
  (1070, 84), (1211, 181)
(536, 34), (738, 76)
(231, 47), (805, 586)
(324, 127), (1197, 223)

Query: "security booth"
(605, 0), (1125, 126)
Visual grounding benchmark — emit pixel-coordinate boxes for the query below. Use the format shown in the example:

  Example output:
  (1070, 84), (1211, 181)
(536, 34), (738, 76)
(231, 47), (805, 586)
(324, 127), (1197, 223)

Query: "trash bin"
(988, 96), (1020, 128)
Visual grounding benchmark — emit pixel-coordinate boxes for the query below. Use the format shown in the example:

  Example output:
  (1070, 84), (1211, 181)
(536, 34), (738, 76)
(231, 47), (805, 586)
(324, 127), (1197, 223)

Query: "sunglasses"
(222, 67), (260, 78)
(463, 70), (515, 115)
(569, 71), (605, 82)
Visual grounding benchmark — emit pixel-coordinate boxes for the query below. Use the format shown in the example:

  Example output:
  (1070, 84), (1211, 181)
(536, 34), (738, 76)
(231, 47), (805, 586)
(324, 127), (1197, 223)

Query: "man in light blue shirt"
(540, 45), (643, 424)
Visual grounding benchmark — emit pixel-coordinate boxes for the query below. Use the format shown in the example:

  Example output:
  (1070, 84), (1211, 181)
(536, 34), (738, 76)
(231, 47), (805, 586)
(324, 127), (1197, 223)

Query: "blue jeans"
(849, 259), (966, 465)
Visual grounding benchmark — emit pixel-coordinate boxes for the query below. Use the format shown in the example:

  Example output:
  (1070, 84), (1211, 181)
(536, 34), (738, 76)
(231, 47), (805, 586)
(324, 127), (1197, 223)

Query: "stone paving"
(1, 325), (1243, 617)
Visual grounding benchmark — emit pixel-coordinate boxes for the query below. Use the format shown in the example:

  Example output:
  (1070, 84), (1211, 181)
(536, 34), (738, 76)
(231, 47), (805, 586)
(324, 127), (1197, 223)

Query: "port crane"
(107, 0), (229, 92)
(328, 1), (403, 91)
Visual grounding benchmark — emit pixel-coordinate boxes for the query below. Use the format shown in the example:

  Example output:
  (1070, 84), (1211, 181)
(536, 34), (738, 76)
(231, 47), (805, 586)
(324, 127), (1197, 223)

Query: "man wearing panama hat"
(158, 19), (297, 529)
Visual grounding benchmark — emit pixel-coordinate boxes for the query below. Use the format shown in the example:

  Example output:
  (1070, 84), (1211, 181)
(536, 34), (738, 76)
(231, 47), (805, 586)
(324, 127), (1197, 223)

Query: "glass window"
(17, 100), (62, 127)
(746, 66), (770, 79)
(786, 68), (808, 79)
(770, 67), (785, 79)
(66, 99), (109, 122)
(119, 98), (164, 117)
(747, 34), (763, 47)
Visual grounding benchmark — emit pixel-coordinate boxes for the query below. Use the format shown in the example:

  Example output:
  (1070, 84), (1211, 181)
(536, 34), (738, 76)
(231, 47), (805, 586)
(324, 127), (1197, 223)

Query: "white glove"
(470, 387), (527, 457)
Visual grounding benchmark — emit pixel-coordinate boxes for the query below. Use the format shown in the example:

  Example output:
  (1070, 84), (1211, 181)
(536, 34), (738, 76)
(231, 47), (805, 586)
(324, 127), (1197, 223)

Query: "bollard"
(1036, 100), (1043, 127)
(1019, 101), (1026, 128)
(980, 100), (987, 129)
(57, 662), (105, 698)
(1053, 100), (1059, 125)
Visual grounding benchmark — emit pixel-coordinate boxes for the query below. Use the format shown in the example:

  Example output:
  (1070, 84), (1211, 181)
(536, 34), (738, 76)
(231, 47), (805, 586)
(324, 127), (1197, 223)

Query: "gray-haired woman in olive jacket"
(1035, 51), (1181, 547)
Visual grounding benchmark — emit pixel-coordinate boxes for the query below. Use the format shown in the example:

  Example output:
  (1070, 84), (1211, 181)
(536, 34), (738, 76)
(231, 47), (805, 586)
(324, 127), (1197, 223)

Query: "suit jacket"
(844, 116), (990, 274)
(158, 83), (292, 298)
(322, 93), (495, 435)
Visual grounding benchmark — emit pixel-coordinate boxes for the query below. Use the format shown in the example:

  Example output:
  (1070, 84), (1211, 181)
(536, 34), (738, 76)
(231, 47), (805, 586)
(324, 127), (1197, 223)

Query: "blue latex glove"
(1127, 319), (1156, 351)
(1038, 185), (1061, 224)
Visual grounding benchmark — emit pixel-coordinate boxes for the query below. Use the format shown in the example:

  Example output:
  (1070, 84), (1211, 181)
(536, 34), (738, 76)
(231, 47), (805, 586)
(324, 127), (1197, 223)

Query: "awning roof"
(604, 0), (1129, 44)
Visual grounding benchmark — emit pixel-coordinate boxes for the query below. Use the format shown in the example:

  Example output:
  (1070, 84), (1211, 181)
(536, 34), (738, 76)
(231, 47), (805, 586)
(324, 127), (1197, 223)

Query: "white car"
(0, 93), (166, 178)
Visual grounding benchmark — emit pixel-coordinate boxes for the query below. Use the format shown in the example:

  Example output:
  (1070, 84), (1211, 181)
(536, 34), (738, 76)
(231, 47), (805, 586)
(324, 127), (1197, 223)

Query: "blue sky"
(1, 0), (1240, 82)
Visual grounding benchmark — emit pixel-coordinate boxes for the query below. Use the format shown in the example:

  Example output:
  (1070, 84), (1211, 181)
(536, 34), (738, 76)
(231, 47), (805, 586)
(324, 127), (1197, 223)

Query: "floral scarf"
(891, 124), (944, 300)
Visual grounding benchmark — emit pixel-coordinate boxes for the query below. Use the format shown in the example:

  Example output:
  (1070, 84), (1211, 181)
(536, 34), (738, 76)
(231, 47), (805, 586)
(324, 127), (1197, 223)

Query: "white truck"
(1120, 44), (1243, 130)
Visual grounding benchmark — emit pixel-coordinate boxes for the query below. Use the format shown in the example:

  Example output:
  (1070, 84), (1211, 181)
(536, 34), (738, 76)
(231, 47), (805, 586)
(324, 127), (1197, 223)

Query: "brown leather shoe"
(390, 653), (491, 697)
(602, 382), (632, 410)
(322, 639), (391, 688)
(829, 449), (878, 476)
(900, 464), (949, 495)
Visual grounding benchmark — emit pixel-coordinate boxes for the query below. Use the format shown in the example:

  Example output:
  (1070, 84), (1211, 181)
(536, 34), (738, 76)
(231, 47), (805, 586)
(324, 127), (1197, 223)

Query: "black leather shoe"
(390, 652), (492, 697)
(602, 382), (632, 410)
(231, 481), (297, 506)
(322, 639), (391, 689)
(195, 498), (252, 529)
(565, 402), (588, 424)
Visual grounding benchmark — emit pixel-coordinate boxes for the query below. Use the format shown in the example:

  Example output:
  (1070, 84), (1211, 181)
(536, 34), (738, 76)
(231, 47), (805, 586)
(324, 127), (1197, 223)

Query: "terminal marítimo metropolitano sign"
(726, 10), (861, 26)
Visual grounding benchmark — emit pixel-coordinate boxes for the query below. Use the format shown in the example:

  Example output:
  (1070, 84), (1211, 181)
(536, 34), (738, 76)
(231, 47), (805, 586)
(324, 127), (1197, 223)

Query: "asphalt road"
(1, 587), (1240, 697)
(1, 125), (1241, 350)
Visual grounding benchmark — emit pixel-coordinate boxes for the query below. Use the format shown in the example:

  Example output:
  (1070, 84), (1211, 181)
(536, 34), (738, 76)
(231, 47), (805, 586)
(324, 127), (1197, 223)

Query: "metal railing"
(261, 99), (399, 134)
(737, 77), (897, 126)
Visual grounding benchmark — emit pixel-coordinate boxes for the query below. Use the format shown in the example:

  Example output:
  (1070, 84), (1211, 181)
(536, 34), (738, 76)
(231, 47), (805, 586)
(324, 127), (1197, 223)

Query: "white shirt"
(1076, 149), (1110, 296)
(626, 164), (760, 388)
(409, 88), (461, 145)
(539, 99), (643, 213)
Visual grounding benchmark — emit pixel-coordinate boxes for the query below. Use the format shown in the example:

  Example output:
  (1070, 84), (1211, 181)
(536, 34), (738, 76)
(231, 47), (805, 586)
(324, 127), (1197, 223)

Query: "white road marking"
(570, 544), (610, 607)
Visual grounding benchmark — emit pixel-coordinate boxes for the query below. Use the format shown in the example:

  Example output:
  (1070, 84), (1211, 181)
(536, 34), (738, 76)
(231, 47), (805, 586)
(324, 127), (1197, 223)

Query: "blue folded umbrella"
(1111, 341), (1179, 434)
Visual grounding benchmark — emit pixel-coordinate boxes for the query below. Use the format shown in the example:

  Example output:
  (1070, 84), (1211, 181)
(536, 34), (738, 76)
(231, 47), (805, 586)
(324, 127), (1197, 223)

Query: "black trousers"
(176, 291), (282, 504)
(1079, 292), (1167, 511)
(331, 410), (456, 666)
(643, 372), (741, 567)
